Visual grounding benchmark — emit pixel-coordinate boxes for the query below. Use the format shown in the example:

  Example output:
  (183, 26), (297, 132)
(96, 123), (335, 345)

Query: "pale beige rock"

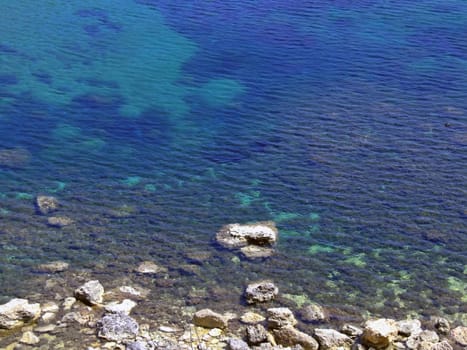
(267, 307), (297, 329)
(273, 325), (319, 350)
(74, 280), (104, 305)
(35, 195), (59, 215)
(35, 324), (57, 333)
(20, 331), (40, 345)
(216, 222), (278, 248)
(406, 330), (439, 350)
(47, 216), (74, 227)
(314, 328), (353, 350)
(41, 301), (59, 313)
(361, 318), (398, 349)
(37, 261), (69, 273)
(430, 341), (453, 350)
(397, 319), (422, 337)
(104, 299), (137, 315)
(450, 326), (467, 346)
(240, 245), (275, 259)
(135, 261), (168, 274)
(41, 312), (56, 322)
(193, 309), (228, 329)
(0, 298), (41, 329)
(240, 311), (265, 324)
(62, 297), (76, 310)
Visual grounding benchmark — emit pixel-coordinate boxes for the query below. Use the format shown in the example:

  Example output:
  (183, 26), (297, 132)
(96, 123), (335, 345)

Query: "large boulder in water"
(361, 318), (398, 349)
(216, 222), (278, 249)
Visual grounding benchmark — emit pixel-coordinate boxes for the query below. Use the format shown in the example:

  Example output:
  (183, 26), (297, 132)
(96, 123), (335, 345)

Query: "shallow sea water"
(0, 0), (466, 324)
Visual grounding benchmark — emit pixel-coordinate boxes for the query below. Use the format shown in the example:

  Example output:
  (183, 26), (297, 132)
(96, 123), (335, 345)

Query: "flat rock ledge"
(216, 222), (278, 259)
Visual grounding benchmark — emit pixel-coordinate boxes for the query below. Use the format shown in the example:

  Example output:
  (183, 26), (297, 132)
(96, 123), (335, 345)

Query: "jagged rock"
(267, 308), (297, 329)
(450, 326), (467, 346)
(272, 325), (319, 350)
(241, 312), (266, 324)
(36, 261), (69, 273)
(0, 298), (41, 329)
(227, 338), (251, 350)
(104, 299), (137, 315)
(314, 329), (353, 350)
(245, 281), (278, 304)
(340, 324), (363, 338)
(298, 303), (328, 323)
(193, 309), (228, 329)
(216, 222), (278, 248)
(406, 330), (439, 350)
(361, 318), (398, 349)
(240, 245), (275, 259)
(430, 341), (453, 350)
(97, 313), (139, 342)
(247, 324), (269, 345)
(433, 318), (450, 334)
(20, 331), (40, 345)
(35, 195), (59, 215)
(47, 216), (74, 227)
(397, 319), (422, 337)
(74, 280), (104, 305)
(135, 261), (168, 274)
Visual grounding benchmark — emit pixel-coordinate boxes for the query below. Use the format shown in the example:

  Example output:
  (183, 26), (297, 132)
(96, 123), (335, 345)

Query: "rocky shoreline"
(0, 198), (465, 349)
(0, 276), (466, 350)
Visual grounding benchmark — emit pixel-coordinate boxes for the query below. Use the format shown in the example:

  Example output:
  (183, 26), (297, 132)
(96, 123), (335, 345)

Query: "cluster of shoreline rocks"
(0, 206), (466, 350)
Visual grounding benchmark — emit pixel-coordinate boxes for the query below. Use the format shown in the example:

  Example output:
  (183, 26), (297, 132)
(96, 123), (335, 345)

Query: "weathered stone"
(104, 299), (137, 315)
(0, 298), (41, 329)
(299, 303), (328, 323)
(450, 326), (467, 346)
(126, 341), (149, 350)
(135, 261), (168, 274)
(397, 319), (422, 337)
(35, 195), (59, 215)
(267, 308), (297, 329)
(245, 281), (278, 304)
(97, 313), (139, 342)
(35, 324), (56, 333)
(193, 309), (228, 329)
(247, 324), (268, 345)
(41, 312), (56, 322)
(433, 318), (450, 335)
(314, 328), (353, 350)
(61, 311), (92, 326)
(361, 318), (398, 349)
(430, 341), (453, 350)
(20, 331), (40, 345)
(41, 301), (59, 313)
(62, 297), (76, 310)
(340, 324), (363, 338)
(273, 325), (319, 350)
(36, 261), (69, 273)
(240, 245), (275, 259)
(227, 338), (251, 350)
(47, 216), (74, 227)
(74, 280), (104, 305)
(406, 330), (439, 350)
(216, 222), (278, 249)
(241, 312), (266, 324)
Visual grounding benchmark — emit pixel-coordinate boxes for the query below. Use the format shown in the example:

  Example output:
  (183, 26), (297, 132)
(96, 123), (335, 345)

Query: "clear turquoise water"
(0, 0), (466, 321)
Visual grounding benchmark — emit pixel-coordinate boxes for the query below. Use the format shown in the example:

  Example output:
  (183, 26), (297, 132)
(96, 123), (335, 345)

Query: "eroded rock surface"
(0, 298), (41, 330)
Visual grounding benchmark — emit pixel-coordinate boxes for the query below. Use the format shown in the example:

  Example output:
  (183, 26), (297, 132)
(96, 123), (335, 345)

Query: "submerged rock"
(245, 281), (279, 304)
(0, 147), (31, 168)
(193, 308), (229, 329)
(36, 260), (69, 273)
(313, 329), (352, 350)
(47, 216), (74, 227)
(298, 303), (328, 323)
(361, 318), (398, 349)
(216, 222), (278, 249)
(240, 245), (275, 259)
(0, 298), (41, 329)
(104, 299), (137, 315)
(135, 261), (168, 274)
(97, 312), (139, 341)
(35, 195), (59, 215)
(74, 280), (104, 305)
